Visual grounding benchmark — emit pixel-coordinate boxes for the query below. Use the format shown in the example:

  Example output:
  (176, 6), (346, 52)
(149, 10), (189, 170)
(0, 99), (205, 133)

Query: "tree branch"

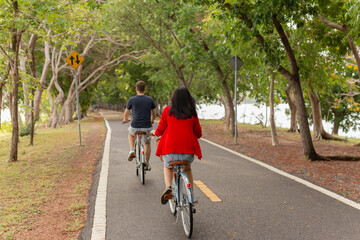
(272, 14), (298, 76)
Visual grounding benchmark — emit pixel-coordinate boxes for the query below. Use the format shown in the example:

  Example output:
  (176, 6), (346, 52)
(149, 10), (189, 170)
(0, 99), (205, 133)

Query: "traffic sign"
(66, 51), (84, 69)
(227, 55), (244, 71)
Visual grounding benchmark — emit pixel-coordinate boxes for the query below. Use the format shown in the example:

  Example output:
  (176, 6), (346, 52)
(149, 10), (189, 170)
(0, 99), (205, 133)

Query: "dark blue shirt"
(126, 95), (156, 128)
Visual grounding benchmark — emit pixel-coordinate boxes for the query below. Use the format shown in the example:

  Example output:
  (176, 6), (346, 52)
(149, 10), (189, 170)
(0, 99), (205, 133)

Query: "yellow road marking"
(194, 180), (222, 202)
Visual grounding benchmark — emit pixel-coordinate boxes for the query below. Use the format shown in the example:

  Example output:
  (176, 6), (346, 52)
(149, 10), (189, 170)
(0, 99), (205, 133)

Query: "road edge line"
(200, 138), (360, 211)
(91, 118), (111, 239)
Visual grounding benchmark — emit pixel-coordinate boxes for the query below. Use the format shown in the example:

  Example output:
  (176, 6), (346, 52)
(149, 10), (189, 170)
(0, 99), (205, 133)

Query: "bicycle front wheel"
(179, 174), (193, 238)
(135, 143), (139, 176)
(140, 163), (145, 185)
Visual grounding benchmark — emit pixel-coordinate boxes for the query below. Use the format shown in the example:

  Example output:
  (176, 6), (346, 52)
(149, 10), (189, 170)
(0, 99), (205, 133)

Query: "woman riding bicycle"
(151, 87), (202, 204)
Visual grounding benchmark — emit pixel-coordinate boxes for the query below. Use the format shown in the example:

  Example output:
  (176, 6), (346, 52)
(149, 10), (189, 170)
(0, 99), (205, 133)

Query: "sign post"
(227, 55), (244, 144)
(66, 51), (85, 145)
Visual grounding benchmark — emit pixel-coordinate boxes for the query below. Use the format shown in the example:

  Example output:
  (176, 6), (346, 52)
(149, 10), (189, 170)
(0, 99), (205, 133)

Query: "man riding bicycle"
(123, 80), (156, 171)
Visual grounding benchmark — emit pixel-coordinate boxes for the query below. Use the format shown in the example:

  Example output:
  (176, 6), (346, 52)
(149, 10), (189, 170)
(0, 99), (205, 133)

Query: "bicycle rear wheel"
(179, 174), (193, 238)
(169, 178), (176, 215)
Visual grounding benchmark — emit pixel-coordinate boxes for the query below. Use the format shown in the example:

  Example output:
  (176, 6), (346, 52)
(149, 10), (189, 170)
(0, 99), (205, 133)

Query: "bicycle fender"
(180, 172), (194, 204)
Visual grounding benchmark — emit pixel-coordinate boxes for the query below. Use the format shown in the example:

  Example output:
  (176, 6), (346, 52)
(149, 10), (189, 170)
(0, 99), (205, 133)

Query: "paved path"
(81, 112), (360, 240)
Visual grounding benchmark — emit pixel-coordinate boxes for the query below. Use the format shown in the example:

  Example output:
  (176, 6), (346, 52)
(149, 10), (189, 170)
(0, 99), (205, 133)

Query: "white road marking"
(91, 118), (111, 239)
(201, 138), (360, 211)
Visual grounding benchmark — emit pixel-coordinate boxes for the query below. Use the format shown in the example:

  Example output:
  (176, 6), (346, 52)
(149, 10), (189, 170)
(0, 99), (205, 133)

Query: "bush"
(0, 121), (12, 133)
(20, 125), (31, 137)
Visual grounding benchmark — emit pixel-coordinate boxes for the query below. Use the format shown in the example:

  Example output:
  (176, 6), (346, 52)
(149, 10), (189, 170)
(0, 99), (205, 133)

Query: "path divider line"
(200, 138), (360, 211)
(91, 118), (111, 239)
(194, 180), (222, 202)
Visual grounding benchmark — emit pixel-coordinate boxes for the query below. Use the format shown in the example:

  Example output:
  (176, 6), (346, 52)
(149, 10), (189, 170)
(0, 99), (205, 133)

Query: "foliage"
(19, 124), (31, 137)
(0, 121), (12, 133)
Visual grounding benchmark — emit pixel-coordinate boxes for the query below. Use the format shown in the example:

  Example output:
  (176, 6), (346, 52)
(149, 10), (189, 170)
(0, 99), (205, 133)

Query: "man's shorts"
(128, 126), (153, 143)
(162, 153), (194, 168)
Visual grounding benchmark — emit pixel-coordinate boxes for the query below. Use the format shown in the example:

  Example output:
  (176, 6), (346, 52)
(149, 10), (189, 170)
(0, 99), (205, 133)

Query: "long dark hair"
(168, 87), (197, 120)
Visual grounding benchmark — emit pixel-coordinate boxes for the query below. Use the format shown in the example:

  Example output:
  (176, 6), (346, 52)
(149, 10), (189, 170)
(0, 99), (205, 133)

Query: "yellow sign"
(66, 51), (84, 69)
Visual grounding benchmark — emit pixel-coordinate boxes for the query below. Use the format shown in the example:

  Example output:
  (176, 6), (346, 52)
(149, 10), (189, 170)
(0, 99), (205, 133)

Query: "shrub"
(0, 121), (12, 133)
(20, 125), (31, 137)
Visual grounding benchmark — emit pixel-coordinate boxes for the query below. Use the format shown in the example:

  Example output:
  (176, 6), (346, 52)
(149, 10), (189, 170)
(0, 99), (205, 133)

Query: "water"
(198, 103), (359, 139)
(2, 104), (359, 138)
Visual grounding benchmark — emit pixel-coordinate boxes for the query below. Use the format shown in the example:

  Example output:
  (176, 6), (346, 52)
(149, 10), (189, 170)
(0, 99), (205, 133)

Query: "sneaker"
(144, 163), (151, 171)
(128, 149), (135, 161)
(161, 187), (172, 205)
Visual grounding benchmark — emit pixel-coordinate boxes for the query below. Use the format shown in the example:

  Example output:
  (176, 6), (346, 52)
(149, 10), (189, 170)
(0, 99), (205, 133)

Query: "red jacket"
(155, 106), (202, 159)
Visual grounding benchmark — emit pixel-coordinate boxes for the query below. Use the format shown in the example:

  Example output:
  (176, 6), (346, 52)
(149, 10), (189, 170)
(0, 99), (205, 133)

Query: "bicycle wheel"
(135, 143), (139, 176)
(140, 162), (145, 184)
(169, 178), (176, 215)
(179, 174), (193, 238)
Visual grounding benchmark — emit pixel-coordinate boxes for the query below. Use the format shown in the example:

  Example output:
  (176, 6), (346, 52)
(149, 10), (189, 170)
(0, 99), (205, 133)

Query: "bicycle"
(166, 161), (194, 238)
(134, 131), (148, 185)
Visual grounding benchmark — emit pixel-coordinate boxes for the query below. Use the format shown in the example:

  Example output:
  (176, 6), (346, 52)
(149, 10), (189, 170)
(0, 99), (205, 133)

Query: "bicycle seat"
(169, 161), (189, 166)
(134, 131), (147, 135)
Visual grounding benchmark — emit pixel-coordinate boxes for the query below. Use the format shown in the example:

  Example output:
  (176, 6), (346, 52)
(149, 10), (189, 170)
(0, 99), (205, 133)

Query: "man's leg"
(127, 133), (135, 161)
(128, 133), (135, 150)
(144, 141), (151, 164)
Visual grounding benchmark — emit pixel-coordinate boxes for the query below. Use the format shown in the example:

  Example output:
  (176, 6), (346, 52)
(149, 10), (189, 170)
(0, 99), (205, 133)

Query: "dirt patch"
(201, 122), (360, 202)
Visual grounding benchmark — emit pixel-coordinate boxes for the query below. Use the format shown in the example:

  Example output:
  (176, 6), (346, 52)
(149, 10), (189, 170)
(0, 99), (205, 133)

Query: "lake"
(2, 104), (359, 139)
(198, 103), (359, 139)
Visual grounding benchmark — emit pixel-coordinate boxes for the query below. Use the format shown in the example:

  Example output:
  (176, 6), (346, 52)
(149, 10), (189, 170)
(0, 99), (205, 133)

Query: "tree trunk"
(9, 46), (21, 158)
(332, 123), (339, 135)
(220, 96), (231, 131)
(288, 78), (317, 160)
(269, 72), (279, 146)
(26, 34), (38, 146)
(20, 54), (30, 126)
(308, 87), (346, 141)
(62, 101), (72, 124)
(272, 14), (318, 160)
(33, 35), (51, 121)
(286, 85), (298, 132)
(8, 0), (23, 162)
(222, 80), (236, 136)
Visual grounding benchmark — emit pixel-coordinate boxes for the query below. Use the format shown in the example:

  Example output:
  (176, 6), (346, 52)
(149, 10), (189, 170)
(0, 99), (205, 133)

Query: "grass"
(0, 114), (105, 239)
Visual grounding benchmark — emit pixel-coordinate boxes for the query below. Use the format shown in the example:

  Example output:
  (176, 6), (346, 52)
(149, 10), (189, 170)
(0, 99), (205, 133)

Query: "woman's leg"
(183, 165), (193, 190)
(164, 166), (173, 188)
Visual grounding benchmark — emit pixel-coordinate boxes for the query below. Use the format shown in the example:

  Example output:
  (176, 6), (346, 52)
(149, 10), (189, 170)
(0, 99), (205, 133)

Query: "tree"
(0, 0), (25, 162)
(269, 70), (279, 146)
(198, 0), (319, 160)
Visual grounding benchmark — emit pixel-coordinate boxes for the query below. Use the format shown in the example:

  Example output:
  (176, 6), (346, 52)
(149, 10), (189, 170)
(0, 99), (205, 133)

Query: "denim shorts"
(128, 126), (152, 143)
(162, 153), (194, 168)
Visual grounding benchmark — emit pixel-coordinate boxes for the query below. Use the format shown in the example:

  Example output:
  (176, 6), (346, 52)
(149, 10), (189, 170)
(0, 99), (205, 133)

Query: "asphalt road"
(80, 112), (360, 240)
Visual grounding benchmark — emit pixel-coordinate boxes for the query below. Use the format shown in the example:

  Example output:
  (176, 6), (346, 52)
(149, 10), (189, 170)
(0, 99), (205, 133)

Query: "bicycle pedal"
(164, 193), (173, 200)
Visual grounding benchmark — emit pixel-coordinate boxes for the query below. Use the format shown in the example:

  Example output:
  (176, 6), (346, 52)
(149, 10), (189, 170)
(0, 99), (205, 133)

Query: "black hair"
(168, 87), (197, 120)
